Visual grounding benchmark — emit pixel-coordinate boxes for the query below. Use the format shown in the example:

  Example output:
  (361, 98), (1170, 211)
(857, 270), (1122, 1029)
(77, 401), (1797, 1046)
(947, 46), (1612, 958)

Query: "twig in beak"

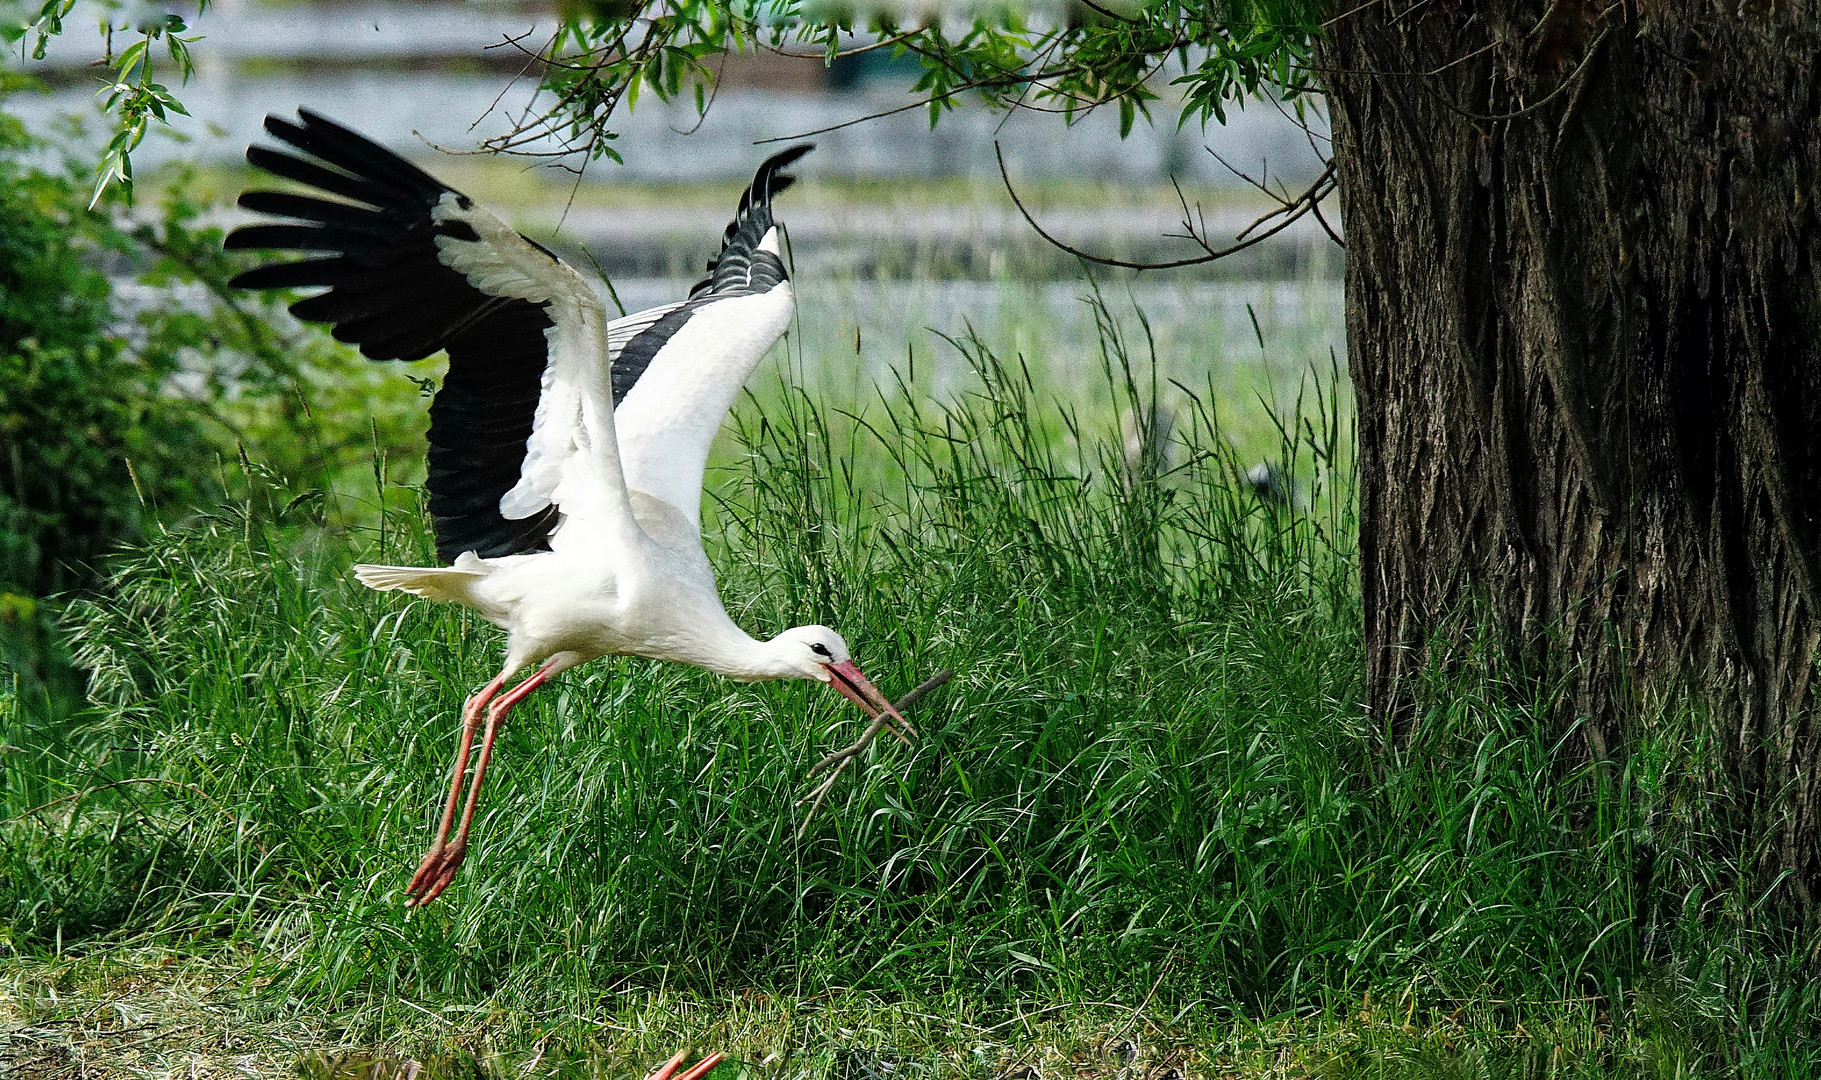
(795, 668), (953, 838)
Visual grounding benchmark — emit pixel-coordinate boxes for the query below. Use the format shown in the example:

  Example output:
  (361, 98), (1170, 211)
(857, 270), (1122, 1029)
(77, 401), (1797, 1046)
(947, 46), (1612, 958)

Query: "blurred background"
(1, 0), (1347, 711)
(11, 0), (1344, 408)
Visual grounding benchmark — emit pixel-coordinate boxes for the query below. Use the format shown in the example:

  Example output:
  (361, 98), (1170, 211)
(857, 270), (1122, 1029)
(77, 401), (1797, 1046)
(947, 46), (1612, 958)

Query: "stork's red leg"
(451, 664), (555, 838)
(407, 671), (512, 900)
(647, 1050), (724, 1080)
(405, 656), (564, 906)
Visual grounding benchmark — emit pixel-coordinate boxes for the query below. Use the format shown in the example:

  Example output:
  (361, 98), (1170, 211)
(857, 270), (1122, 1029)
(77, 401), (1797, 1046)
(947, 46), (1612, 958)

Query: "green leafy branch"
(92, 10), (201, 206)
(4, 0), (206, 203)
(480, 1), (1325, 163)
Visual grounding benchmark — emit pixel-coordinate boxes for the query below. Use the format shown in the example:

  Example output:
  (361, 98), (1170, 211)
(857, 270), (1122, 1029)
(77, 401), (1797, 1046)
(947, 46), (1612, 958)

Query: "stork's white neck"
(670, 617), (821, 683)
(724, 639), (814, 682)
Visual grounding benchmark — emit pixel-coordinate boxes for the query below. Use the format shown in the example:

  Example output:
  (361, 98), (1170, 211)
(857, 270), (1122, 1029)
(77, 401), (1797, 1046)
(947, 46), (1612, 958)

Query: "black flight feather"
(226, 109), (560, 563)
(685, 143), (812, 301)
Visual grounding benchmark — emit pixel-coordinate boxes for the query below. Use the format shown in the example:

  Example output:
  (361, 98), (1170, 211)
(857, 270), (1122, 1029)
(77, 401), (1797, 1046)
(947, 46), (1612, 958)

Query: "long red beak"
(823, 658), (917, 739)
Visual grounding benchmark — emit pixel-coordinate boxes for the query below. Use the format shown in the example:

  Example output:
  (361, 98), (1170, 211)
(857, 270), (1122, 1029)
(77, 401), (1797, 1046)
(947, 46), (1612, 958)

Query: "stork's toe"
(405, 842), (467, 906)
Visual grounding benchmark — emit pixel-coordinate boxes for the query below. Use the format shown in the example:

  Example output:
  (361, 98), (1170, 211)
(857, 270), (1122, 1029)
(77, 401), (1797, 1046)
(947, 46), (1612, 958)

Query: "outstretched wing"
(607, 144), (814, 532)
(226, 109), (633, 563)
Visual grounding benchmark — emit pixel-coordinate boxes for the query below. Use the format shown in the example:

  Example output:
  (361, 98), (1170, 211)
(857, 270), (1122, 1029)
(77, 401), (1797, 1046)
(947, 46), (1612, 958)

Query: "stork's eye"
(810, 642), (833, 658)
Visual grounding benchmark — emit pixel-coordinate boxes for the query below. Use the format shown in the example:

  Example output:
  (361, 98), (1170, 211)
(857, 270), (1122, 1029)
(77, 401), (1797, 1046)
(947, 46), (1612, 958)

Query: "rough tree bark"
(1319, 2), (1821, 907)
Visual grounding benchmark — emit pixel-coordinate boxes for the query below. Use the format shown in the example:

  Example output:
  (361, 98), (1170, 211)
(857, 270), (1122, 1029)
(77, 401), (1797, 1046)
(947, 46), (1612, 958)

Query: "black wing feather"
(227, 257), (348, 290)
(237, 190), (400, 231)
(226, 109), (559, 563)
(225, 223), (407, 255)
(686, 143), (812, 301)
(611, 300), (711, 404)
(244, 145), (396, 208)
(263, 111), (448, 202)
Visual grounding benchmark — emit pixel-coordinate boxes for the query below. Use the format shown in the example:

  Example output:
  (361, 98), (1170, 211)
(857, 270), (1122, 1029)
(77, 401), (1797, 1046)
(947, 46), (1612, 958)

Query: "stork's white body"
(355, 269), (801, 685)
(393, 499), (773, 681)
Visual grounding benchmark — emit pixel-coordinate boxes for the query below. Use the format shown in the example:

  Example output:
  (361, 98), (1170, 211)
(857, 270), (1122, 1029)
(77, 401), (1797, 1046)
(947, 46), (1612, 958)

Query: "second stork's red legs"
(646, 1050), (725, 1080)
(406, 658), (560, 907)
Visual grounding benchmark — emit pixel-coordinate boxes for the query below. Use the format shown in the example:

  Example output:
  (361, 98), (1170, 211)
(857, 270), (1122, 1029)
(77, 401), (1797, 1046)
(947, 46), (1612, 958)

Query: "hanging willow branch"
(448, 1), (1326, 167)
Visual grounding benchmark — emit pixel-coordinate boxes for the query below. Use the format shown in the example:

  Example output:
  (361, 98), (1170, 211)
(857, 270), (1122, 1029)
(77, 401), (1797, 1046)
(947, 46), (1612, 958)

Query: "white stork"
(226, 110), (911, 907)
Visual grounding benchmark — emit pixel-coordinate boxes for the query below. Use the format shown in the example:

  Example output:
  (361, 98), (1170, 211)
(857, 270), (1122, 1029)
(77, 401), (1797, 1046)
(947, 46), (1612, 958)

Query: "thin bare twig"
(672, 45), (729, 136)
(1320, 0), (1386, 29)
(995, 141), (1337, 270)
(757, 29), (922, 61)
(754, 65), (1084, 144)
(1207, 148), (1295, 211)
(1424, 40), (1499, 76)
(1078, 0), (1137, 22)
(996, 35), (1067, 134)
(478, 17), (657, 158)
(794, 669), (954, 838)
(468, 29), (555, 137)
(1310, 192), (1346, 249)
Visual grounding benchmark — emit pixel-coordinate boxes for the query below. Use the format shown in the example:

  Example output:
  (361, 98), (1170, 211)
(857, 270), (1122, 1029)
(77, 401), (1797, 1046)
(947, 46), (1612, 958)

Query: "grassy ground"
(2, 288), (1817, 1077)
(0, 945), (1706, 1080)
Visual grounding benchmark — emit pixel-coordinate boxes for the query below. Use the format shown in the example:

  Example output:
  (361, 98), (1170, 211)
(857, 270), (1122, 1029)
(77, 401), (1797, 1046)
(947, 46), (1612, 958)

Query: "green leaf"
(115, 39), (148, 74)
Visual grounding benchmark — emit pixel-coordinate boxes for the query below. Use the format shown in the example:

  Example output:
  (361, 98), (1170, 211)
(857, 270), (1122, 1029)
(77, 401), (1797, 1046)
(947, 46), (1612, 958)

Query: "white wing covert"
(608, 144), (814, 531)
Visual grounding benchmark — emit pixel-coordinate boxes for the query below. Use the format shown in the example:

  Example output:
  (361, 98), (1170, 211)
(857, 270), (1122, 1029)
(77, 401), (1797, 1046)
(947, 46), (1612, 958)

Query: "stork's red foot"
(646, 1049), (724, 1080)
(405, 840), (467, 907)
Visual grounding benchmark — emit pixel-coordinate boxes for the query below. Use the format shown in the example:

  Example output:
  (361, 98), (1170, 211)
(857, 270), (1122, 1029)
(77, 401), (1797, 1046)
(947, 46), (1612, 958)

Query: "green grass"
(2, 293), (1818, 1077)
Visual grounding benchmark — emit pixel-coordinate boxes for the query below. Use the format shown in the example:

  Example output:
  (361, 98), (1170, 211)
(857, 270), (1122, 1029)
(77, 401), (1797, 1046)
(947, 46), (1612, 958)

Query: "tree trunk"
(1319, 2), (1821, 908)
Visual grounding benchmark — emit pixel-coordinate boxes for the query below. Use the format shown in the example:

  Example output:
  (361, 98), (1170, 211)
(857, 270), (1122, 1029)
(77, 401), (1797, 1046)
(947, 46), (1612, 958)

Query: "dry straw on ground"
(3, 948), (1486, 1080)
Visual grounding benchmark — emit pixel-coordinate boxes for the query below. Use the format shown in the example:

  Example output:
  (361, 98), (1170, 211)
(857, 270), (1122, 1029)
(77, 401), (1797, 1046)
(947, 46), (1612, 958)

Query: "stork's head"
(771, 624), (908, 730)
(769, 624), (849, 674)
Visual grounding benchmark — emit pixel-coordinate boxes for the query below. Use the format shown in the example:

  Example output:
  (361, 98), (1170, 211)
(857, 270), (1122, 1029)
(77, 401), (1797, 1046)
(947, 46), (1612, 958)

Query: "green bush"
(0, 85), (444, 715)
(0, 110), (215, 599)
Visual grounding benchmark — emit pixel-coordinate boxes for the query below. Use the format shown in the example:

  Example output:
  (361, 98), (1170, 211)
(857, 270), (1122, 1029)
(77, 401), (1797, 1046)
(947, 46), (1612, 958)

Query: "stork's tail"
(353, 553), (489, 604)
